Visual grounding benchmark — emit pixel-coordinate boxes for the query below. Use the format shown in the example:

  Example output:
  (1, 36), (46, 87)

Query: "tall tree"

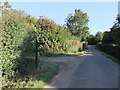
(102, 31), (115, 44)
(110, 15), (120, 44)
(66, 9), (89, 41)
(87, 34), (97, 45)
(95, 31), (104, 43)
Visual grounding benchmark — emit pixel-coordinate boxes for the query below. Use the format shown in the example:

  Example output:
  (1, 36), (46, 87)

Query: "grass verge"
(45, 51), (87, 57)
(2, 60), (59, 88)
(95, 46), (120, 64)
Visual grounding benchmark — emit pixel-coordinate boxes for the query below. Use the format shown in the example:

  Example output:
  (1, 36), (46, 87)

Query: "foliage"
(87, 34), (97, 45)
(34, 18), (82, 55)
(0, 2), (88, 88)
(35, 17), (57, 32)
(87, 32), (103, 45)
(110, 27), (120, 44)
(102, 15), (120, 44)
(95, 31), (103, 44)
(0, 2), (35, 85)
(102, 31), (116, 44)
(65, 9), (89, 41)
(97, 44), (120, 60)
(2, 60), (58, 88)
(95, 46), (119, 63)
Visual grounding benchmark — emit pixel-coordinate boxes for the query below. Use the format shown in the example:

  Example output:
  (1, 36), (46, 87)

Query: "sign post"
(35, 16), (45, 67)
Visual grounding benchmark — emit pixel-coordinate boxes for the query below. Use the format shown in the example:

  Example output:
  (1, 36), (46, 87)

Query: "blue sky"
(10, 2), (118, 35)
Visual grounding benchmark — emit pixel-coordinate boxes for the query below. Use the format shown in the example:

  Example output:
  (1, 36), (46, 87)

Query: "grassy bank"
(2, 60), (58, 88)
(95, 46), (120, 64)
(44, 51), (87, 57)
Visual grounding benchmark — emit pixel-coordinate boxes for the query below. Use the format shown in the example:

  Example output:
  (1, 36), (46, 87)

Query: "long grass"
(2, 60), (59, 88)
(45, 51), (87, 57)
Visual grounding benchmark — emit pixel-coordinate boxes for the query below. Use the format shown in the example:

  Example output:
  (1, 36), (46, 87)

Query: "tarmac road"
(44, 45), (118, 88)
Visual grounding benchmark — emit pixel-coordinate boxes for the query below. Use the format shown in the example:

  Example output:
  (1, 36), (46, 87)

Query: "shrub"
(70, 40), (82, 53)
(34, 19), (82, 55)
(97, 44), (120, 60)
(1, 8), (35, 84)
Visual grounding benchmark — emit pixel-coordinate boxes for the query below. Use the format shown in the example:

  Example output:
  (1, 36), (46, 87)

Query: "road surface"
(44, 45), (118, 88)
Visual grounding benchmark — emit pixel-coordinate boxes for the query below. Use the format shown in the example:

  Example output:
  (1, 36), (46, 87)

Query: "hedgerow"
(1, 7), (35, 85)
(97, 44), (120, 60)
(34, 18), (82, 55)
(0, 2), (84, 87)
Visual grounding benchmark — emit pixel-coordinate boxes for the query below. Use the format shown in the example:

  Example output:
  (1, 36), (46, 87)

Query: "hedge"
(1, 8), (35, 85)
(97, 44), (120, 60)
(69, 40), (82, 53)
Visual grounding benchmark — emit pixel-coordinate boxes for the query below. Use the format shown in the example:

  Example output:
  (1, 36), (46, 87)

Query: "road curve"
(44, 45), (118, 88)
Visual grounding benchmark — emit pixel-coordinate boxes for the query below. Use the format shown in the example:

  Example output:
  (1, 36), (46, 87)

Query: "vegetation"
(1, 1), (119, 88)
(44, 51), (87, 57)
(1, 2), (36, 85)
(87, 14), (120, 45)
(86, 12), (120, 63)
(0, 2), (89, 88)
(34, 21), (80, 55)
(0, 2), (58, 88)
(95, 46), (119, 63)
(95, 15), (120, 63)
(95, 31), (104, 44)
(87, 34), (96, 45)
(65, 9), (89, 41)
(97, 44), (120, 61)
(2, 60), (58, 88)
(102, 31), (116, 44)
(34, 10), (88, 56)
(87, 31), (103, 45)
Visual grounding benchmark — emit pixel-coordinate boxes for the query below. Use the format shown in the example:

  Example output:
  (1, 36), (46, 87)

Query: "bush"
(35, 20), (82, 55)
(70, 41), (82, 53)
(1, 8), (35, 84)
(97, 44), (120, 60)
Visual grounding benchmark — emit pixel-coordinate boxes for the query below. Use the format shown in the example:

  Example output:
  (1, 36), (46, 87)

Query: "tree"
(35, 17), (58, 32)
(87, 32), (103, 45)
(102, 31), (115, 44)
(110, 15), (120, 44)
(95, 31), (103, 44)
(65, 9), (89, 41)
(87, 34), (97, 45)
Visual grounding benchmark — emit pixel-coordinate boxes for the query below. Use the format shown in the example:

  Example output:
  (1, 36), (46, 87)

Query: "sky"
(9, 2), (118, 35)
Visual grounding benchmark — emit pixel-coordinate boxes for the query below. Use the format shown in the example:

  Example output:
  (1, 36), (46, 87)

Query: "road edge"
(95, 45), (119, 64)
